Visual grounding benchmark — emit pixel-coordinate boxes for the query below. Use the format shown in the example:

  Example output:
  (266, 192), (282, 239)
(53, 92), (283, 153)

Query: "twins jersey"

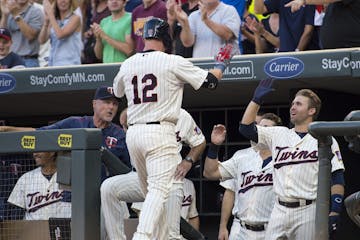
(220, 179), (238, 216)
(7, 168), (71, 220)
(257, 126), (345, 200)
(219, 147), (275, 223)
(181, 178), (198, 221)
(113, 51), (207, 124)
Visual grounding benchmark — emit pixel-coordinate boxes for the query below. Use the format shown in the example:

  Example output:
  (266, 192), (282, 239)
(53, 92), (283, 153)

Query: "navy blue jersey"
(0, 52), (25, 69)
(38, 116), (131, 180)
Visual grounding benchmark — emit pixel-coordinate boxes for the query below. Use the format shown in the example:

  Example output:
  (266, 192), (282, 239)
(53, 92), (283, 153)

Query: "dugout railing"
(0, 128), (102, 240)
(309, 110), (360, 240)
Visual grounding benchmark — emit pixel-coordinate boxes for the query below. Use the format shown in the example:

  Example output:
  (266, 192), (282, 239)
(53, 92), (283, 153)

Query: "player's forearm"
(241, 101), (260, 125)
(187, 141), (206, 163)
(0, 126), (36, 132)
(219, 190), (234, 228)
(203, 156), (222, 179)
(188, 216), (200, 230)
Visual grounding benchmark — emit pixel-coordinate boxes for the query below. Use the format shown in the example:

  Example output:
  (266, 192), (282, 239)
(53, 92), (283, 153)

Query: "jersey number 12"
(131, 74), (158, 104)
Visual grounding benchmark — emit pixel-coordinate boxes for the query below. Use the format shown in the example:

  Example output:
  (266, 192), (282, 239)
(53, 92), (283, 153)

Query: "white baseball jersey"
(113, 51), (207, 124)
(219, 147), (275, 223)
(7, 168), (71, 220)
(257, 126), (345, 200)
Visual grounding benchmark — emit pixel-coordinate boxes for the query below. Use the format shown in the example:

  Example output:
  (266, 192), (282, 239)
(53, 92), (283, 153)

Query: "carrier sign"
(0, 73), (16, 93)
(264, 57), (304, 79)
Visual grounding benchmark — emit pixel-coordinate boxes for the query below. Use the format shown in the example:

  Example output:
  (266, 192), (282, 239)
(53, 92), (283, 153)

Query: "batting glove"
(214, 43), (235, 72)
(252, 78), (275, 105)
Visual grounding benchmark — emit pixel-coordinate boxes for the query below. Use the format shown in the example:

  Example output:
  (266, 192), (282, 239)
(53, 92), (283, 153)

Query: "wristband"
(214, 62), (226, 72)
(331, 194), (343, 214)
(207, 143), (220, 159)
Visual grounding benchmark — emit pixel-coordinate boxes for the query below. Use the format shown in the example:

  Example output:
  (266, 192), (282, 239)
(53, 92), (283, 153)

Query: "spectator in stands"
(167, 0), (199, 57)
(38, 0), (82, 66)
(220, 0), (246, 54)
(0, 86), (131, 181)
(245, 14), (279, 53)
(82, 0), (111, 64)
(0, 0), (44, 67)
(92, 0), (132, 63)
(176, 0), (241, 58)
(131, 0), (167, 52)
(285, 0), (360, 49)
(0, 27), (25, 69)
(7, 152), (72, 220)
(254, 0), (319, 52)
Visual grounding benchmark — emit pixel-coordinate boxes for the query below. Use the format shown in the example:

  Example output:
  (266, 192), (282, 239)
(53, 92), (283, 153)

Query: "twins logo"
(239, 170), (273, 194)
(27, 190), (64, 213)
(182, 195), (193, 207)
(105, 136), (118, 149)
(273, 146), (317, 169)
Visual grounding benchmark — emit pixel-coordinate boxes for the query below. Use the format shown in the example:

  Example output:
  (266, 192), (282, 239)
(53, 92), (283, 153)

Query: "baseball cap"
(0, 28), (11, 41)
(94, 86), (119, 100)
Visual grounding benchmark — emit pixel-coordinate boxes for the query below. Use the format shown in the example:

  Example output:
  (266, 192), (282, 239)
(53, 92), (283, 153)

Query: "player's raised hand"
(284, 0), (305, 13)
(211, 124), (226, 145)
(252, 78), (275, 105)
(214, 42), (235, 72)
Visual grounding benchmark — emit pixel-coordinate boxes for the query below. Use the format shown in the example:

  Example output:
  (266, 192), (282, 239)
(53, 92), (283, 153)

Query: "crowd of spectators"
(0, 0), (359, 69)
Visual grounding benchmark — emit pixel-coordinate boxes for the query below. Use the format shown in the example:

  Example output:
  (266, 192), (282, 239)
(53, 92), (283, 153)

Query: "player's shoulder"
(106, 123), (126, 138)
(18, 167), (41, 181)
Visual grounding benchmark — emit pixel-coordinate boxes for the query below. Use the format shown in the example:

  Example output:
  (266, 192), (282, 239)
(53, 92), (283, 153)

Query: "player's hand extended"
(214, 43), (235, 72)
(211, 124), (226, 145)
(218, 226), (229, 240)
(174, 160), (192, 180)
(252, 78), (275, 105)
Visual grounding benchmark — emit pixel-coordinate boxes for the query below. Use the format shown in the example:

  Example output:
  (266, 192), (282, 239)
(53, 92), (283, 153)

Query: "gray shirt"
(188, 2), (240, 58)
(7, 4), (44, 56)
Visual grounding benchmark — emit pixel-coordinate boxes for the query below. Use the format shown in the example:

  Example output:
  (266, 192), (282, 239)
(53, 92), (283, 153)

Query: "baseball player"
(217, 112), (267, 240)
(7, 152), (71, 220)
(205, 113), (283, 240)
(101, 108), (205, 239)
(112, 17), (232, 239)
(0, 86), (131, 181)
(131, 178), (200, 237)
(239, 79), (345, 240)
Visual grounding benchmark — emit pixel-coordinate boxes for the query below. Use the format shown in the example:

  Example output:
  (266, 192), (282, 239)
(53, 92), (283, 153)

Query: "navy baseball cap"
(0, 28), (11, 41)
(94, 86), (119, 100)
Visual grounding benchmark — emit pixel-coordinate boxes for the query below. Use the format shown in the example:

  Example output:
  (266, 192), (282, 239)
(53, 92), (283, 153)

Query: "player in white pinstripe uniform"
(112, 16), (230, 239)
(131, 178), (200, 239)
(239, 79), (345, 240)
(7, 152), (71, 220)
(204, 113), (282, 240)
(101, 108), (205, 239)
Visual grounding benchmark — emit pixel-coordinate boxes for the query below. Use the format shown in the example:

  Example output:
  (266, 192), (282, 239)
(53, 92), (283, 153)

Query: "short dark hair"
(295, 89), (322, 120)
(261, 113), (283, 126)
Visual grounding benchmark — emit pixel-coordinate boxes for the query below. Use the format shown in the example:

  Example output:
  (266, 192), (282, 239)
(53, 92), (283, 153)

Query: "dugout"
(1, 48), (360, 239)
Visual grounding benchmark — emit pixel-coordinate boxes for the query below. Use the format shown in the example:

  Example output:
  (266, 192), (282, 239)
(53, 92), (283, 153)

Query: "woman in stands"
(39, 0), (82, 66)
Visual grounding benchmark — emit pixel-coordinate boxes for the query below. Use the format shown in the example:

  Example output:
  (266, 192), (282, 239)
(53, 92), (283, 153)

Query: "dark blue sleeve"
(37, 117), (80, 130)
(304, 5), (316, 26)
(331, 169), (345, 186)
(264, 0), (280, 14)
(239, 122), (259, 142)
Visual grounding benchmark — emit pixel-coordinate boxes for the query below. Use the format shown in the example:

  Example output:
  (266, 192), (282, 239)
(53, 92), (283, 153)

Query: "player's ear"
(308, 107), (316, 118)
